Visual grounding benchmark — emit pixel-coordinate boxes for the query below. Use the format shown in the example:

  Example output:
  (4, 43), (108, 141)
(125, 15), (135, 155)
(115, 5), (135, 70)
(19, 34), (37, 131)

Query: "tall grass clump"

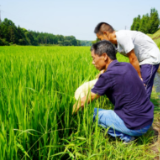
(0, 46), (159, 160)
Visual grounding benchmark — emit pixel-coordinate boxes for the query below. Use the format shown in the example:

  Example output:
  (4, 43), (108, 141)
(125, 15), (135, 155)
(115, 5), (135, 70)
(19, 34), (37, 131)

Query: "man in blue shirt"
(72, 40), (154, 143)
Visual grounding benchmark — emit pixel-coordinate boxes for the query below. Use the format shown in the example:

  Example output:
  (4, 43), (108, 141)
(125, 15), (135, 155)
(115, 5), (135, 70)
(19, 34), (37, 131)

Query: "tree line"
(0, 18), (92, 46)
(131, 8), (160, 34)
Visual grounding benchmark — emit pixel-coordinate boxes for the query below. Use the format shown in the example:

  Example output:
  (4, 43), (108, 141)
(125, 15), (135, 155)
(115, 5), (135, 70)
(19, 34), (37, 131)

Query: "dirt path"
(150, 121), (160, 159)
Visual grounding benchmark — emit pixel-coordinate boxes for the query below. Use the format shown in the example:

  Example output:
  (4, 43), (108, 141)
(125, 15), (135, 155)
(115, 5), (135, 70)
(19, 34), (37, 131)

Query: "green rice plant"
(0, 46), (159, 160)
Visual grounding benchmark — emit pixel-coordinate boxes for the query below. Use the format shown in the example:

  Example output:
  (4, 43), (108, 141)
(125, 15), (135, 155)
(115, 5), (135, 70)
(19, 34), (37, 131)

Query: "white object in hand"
(75, 79), (98, 100)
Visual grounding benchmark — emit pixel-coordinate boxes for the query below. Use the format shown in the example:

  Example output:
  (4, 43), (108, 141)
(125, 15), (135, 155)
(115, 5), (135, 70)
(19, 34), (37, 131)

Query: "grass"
(148, 28), (160, 72)
(148, 28), (160, 48)
(0, 46), (160, 160)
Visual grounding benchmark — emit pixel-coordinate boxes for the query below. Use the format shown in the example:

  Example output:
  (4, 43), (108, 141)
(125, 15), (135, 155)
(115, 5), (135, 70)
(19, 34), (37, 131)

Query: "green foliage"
(134, 15), (141, 31)
(80, 40), (92, 46)
(0, 18), (87, 46)
(91, 38), (100, 45)
(148, 9), (160, 34)
(0, 38), (9, 45)
(130, 18), (137, 30)
(148, 28), (160, 48)
(0, 46), (159, 159)
(131, 8), (160, 34)
(139, 14), (149, 34)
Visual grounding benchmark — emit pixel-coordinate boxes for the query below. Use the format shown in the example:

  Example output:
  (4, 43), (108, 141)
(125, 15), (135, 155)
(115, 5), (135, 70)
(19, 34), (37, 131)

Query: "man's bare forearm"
(72, 92), (100, 114)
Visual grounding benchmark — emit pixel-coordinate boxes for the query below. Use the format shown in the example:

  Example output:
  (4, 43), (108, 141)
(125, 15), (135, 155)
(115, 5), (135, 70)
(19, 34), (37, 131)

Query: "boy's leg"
(140, 64), (160, 99)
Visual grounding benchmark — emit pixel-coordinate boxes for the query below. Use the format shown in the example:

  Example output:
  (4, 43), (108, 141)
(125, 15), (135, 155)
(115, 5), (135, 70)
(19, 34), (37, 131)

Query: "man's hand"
(72, 103), (80, 115)
(72, 92), (100, 115)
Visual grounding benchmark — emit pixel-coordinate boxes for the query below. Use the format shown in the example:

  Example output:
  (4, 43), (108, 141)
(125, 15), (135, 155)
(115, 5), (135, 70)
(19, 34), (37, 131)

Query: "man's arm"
(127, 49), (142, 80)
(72, 92), (100, 115)
(96, 70), (105, 78)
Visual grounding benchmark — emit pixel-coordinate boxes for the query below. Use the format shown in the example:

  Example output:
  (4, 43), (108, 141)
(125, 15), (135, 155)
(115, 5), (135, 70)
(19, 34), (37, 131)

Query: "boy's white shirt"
(115, 30), (160, 65)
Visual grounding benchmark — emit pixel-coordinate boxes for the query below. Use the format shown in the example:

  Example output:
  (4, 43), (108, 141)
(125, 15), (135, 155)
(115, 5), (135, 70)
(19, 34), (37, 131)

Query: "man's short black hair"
(94, 22), (115, 34)
(91, 40), (117, 60)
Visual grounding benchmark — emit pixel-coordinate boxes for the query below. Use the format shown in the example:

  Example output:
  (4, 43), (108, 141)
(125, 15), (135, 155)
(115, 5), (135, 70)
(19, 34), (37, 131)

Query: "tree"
(148, 8), (159, 34)
(139, 14), (149, 33)
(131, 18), (137, 30)
(131, 8), (159, 34)
(0, 18), (82, 46)
(134, 15), (141, 31)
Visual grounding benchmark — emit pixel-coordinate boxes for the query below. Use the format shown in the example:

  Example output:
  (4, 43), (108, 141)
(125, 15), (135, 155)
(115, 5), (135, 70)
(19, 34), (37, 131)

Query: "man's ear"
(103, 31), (110, 40)
(102, 53), (108, 61)
(103, 31), (107, 35)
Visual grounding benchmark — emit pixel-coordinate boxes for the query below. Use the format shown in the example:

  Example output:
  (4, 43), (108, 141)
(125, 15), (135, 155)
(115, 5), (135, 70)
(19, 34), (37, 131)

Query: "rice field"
(0, 46), (160, 160)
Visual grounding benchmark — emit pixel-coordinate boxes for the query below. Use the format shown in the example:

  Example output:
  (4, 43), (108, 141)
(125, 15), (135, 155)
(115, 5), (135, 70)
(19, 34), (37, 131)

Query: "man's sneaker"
(123, 137), (135, 144)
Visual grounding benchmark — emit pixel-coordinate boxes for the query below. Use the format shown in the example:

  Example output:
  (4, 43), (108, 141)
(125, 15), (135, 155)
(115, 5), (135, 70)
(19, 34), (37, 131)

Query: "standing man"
(94, 22), (160, 99)
(72, 40), (153, 143)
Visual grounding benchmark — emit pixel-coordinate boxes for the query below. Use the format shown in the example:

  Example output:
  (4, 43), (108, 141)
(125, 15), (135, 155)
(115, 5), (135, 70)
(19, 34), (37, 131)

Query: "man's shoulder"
(116, 62), (134, 69)
(115, 30), (134, 46)
(106, 62), (135, 76)
(108, 61), (131, 69)
(99, 69), (113, 82)
(116, 30), (135, 34)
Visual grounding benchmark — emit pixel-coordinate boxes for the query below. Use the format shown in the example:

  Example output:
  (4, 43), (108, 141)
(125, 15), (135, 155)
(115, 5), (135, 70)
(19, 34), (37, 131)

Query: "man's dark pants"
(140, 64), (160, 99)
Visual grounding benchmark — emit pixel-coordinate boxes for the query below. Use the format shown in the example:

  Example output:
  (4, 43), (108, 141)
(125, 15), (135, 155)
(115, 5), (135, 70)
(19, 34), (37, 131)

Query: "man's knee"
(93, 108), (113, 122)
(98, 110), (114, 121)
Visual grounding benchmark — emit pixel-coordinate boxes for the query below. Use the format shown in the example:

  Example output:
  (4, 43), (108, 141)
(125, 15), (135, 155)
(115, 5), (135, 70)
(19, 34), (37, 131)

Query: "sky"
(1, 0), (160, 41)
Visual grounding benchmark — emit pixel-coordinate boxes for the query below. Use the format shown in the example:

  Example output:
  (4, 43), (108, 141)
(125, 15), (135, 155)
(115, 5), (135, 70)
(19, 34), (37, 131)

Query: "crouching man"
(72, 40), (154, 143)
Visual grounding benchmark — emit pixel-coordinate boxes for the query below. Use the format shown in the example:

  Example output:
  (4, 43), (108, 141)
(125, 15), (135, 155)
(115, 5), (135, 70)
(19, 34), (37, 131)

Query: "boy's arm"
(127, 49), (142, 80)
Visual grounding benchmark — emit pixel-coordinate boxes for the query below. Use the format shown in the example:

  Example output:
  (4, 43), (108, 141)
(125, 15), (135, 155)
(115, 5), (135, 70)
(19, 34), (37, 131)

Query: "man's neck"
(104, 59), (114, 71)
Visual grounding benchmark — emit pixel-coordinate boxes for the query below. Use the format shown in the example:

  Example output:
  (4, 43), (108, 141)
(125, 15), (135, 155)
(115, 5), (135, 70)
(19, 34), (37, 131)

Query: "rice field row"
(0, 46), (159, 160)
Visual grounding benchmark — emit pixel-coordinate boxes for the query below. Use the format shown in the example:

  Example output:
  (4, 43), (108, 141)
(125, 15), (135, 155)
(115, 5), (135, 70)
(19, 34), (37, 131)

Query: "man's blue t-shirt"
(91, 60), (154, 130)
